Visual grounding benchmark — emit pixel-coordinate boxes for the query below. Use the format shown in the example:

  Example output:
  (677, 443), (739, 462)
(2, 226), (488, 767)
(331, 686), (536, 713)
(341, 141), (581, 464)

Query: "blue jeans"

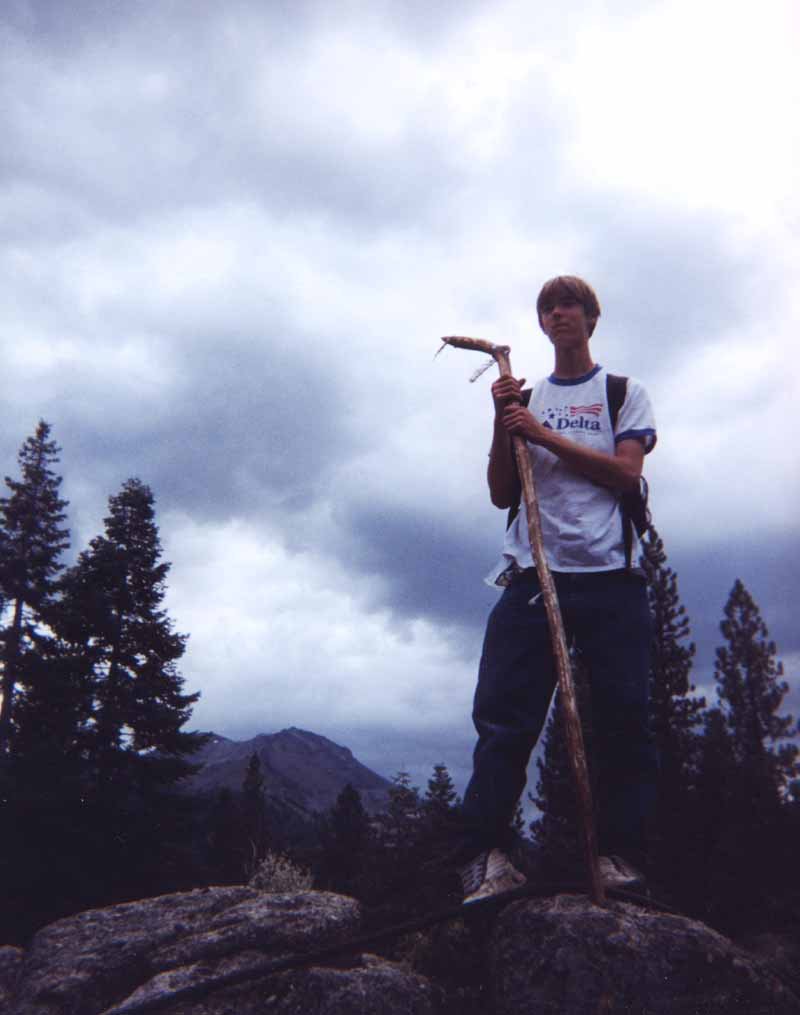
(461, 569), (656, 865)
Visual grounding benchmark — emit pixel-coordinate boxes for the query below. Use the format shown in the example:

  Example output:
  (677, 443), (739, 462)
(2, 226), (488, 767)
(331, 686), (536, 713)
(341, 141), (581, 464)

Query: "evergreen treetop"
(0, 421), (69, 606)
(0, 421), (70, 753)
(57, 478), (203, 787)
(642, 526), (704, 797)
(241, 751), (269, 871)
(329, 783), (370, 853)
(424, 762), (458, 817)
(714, 578), (798, 793)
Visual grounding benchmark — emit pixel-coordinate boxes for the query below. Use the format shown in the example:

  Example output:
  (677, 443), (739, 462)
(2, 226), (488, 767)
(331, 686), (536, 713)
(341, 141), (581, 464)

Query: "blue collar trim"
(547, 364), (602, 386)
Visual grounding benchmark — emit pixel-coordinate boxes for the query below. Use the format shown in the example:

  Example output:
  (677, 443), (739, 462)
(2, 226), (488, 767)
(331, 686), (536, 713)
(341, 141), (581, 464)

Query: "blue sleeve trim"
(616, 428), (657, 452)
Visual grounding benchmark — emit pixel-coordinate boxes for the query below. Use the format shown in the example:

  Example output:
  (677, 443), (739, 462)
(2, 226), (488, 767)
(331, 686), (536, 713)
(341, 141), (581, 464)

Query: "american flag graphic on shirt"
(569, 403), (603, 417)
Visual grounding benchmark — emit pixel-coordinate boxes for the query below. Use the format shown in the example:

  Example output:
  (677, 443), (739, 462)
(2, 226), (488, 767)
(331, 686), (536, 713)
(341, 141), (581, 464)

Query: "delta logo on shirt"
(542, 403), (604, 432)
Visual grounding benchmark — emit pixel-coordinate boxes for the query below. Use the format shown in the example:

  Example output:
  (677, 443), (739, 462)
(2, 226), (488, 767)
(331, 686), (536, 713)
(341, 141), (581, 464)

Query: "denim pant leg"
(460, 579), (557, 853)
(570, 573), (656, 866)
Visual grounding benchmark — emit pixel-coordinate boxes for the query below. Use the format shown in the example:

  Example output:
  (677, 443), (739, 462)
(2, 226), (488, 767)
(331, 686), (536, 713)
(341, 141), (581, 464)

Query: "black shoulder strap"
(606, 373), (627, 432)
(606, 374), (653, 566)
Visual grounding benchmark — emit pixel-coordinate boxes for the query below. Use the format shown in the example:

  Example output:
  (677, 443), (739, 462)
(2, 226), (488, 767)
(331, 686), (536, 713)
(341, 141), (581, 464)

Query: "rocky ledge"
(2, 887), (435, 1015)
(2, 887), (799, 1014)
(492, 893), (800, 1014)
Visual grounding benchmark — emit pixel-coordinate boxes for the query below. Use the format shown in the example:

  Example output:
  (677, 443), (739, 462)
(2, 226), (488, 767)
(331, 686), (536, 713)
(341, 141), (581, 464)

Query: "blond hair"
(536, 276), (601, 337)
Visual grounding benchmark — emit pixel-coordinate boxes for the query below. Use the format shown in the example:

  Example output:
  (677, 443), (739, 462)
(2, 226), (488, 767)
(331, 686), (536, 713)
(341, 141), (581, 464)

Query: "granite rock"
(491, 893), (800, 1014)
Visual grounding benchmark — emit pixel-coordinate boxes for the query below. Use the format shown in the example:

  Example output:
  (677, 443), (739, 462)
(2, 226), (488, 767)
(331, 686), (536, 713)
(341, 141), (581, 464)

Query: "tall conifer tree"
(530, 657), (591, 880)
(529, 693), (582, 880)
(241, 751), (269, 870)
(698, 580), (798, 931)
(644, 528), (703, 778)
(207, 788), (244, 884)
(641, 527), (704, 890)
(421, 762), (460, 861)
(58, 478), (204, 794)
(385, 769), (421, 840)
(321, 783), (371, 895)
(714, 579), (797, 794)
(372, 770), (425, 906)
(693, 707), (738, 918)
(424, 763), (458, 824)
(0, 421), (70, 754)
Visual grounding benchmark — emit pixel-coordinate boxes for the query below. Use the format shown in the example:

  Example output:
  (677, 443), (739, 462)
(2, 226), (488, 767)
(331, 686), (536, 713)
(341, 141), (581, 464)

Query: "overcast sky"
(2, 0), (798, 801)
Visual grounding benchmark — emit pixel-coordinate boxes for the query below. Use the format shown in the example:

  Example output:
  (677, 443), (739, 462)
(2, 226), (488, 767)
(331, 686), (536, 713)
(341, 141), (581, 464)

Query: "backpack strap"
(606, 372), (627, 432)
(608, 374), (652, 567)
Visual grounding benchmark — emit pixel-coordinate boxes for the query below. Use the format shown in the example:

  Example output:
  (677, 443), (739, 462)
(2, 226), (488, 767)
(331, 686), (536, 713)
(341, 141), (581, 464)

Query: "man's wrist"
(534, 427), (559, 452)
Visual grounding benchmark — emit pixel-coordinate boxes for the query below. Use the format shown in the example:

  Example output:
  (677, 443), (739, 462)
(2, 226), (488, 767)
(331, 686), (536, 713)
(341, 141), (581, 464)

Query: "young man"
(457, 275), (657, 903)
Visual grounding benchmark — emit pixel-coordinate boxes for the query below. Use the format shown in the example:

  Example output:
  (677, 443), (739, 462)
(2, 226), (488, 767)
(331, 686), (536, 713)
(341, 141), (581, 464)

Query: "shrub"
(248, 851), (314, 893)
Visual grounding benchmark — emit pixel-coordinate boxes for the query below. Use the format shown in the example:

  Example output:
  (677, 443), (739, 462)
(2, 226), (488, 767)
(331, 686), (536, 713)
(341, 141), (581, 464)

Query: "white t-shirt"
(486, 364), (657, 580)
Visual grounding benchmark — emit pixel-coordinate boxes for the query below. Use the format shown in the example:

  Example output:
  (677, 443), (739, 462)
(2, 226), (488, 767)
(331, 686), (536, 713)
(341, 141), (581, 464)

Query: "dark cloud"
(335, 494), (501, 639)
(585, 202), (756, 369)
(1, 0), (474, 234)
(47, 327), (365, 530)
(501, 186), (759, 377)
(2, 0), (486, 52)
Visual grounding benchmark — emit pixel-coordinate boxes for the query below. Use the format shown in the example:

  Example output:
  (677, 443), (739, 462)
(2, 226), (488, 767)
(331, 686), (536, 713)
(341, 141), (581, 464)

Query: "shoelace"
(458, 851), (488, 896)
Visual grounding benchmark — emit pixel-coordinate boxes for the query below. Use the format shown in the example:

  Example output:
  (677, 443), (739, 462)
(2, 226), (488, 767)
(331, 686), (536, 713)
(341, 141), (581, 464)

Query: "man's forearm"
(487, 418), (519, 508)
(501, 402), (644, 494)
(535, 429), (642, 493)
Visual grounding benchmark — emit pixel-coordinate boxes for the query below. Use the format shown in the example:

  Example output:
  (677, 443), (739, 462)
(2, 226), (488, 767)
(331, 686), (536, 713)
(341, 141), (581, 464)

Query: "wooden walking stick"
(438, 335), (605, 906)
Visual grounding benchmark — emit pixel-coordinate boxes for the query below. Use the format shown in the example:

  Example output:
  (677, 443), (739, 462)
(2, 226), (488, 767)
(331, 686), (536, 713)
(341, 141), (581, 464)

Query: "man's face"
(539, 295), (593, 348)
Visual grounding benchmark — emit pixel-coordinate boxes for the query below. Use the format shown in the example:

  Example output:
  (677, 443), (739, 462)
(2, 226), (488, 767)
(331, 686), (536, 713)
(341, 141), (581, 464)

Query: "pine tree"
(386, 769), (420, 827)
(529, 693), (583, 880)
(47, 479), (207, 907)
(693, 707), (738, 919)
(0, 421), (70, 754)
(530, 656), (592, 880)
(11, 630), (94, 790)
(320, 783), (371, 895)
(641, 527), (704, 890)
(241, 751), (269, 873)
(58, 478), (204, 795)
(423, 763), (458, 825)
(644, 527), (703, 778)
(207, 788), (245, 884)
(370, 770), (425, 907)
(714, 579), (797, 795)
(330, 783), (370, 855)
(698, 581), (799, 931)
(418, 762), (460, 868)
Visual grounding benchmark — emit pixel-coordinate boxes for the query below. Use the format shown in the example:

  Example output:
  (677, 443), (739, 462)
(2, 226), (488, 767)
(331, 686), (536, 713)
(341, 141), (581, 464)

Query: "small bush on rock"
(248, 851), (314, 893)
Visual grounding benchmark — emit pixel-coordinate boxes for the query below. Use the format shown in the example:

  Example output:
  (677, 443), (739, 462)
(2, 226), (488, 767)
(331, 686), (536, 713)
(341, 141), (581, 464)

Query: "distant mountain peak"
(182, 728), (390, 815)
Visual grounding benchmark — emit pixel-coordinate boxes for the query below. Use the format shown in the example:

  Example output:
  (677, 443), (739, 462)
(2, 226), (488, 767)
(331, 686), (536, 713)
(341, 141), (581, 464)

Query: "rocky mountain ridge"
(181, 726), (392, 818)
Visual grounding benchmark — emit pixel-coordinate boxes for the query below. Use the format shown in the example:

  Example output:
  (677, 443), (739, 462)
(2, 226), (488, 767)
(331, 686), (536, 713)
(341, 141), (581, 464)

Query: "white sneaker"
(598, 854), (645, 889)
(459, 848), (527, 904)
